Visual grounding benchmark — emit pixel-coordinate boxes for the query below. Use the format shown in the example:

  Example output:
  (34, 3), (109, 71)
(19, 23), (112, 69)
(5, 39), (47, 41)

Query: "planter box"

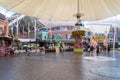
(74, 48), (83, 54)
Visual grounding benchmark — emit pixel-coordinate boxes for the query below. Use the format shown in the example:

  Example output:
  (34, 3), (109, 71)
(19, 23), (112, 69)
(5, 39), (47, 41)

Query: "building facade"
(47, 25), (93, 42)
(107, 27), (120, 48)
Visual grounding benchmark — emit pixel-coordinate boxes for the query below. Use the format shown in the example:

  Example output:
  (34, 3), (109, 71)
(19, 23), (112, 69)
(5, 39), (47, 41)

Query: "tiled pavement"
(0, 51), (120, 80)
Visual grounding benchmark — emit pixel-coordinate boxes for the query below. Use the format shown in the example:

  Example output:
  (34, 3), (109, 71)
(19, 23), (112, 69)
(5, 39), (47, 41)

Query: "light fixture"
(73, 0), (84, 29)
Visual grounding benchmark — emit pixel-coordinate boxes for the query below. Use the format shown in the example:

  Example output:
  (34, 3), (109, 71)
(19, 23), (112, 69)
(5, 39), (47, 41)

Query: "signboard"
(92, 36), (106, 42)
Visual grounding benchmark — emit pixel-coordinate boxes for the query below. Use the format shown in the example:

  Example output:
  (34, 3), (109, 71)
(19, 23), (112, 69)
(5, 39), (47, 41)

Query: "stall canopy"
(0, 0), (120, 21)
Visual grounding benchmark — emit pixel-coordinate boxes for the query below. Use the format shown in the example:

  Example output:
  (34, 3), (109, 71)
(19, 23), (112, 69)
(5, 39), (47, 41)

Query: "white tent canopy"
(0, 0), (120, 21)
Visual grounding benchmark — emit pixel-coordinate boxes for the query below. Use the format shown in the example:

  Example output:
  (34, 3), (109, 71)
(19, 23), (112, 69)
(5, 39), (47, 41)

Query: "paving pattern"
(0, 51), (120, 80)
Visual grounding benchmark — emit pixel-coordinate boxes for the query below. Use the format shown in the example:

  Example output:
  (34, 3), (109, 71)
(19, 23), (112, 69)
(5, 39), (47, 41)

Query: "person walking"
(96, 46), (99, 56)
(107, 45), (111, 55)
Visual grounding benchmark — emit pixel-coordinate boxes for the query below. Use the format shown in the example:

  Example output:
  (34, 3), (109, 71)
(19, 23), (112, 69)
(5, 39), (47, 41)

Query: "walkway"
(0, 51), (120, 80)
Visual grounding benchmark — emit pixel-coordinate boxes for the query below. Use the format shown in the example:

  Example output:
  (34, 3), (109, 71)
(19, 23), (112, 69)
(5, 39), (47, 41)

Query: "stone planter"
(74, 48), (83, 54)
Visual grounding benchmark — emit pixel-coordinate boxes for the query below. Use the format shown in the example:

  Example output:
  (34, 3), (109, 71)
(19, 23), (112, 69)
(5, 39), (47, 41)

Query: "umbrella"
(0, 0), (120, 21)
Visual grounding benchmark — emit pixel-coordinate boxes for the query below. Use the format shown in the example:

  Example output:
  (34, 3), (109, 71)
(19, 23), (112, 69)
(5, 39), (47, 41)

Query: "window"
(118, 38), (120, 41)
(72, 26), (78, 30)
(87, 32), (91, 36)
(66, 34), (72, 40)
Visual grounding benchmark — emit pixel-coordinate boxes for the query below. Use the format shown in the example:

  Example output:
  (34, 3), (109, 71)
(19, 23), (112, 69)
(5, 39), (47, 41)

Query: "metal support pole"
(16, 15), (19, 37)
(28, 24), (30, 38)
(49, 21), (52, 41)
(34, 19), (37, 49)
(34, 20), (36, 40)
(113, 26), (116, 58)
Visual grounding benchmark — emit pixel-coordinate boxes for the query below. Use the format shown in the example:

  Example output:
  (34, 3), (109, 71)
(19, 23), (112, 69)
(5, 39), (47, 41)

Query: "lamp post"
(73, 0), (84, 29)
(72, 0), (85, 54)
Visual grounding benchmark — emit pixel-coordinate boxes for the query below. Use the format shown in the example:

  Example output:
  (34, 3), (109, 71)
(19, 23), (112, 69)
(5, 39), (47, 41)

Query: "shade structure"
(0, 0), (120, 21)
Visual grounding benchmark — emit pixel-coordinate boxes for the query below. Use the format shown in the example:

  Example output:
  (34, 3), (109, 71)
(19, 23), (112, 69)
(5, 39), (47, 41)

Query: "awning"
(0, 0), (120, 21)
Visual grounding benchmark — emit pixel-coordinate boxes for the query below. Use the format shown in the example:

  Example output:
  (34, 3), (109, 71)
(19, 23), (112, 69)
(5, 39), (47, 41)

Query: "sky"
(86, 25), (110, 34)
(0, 6), (15, 17)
